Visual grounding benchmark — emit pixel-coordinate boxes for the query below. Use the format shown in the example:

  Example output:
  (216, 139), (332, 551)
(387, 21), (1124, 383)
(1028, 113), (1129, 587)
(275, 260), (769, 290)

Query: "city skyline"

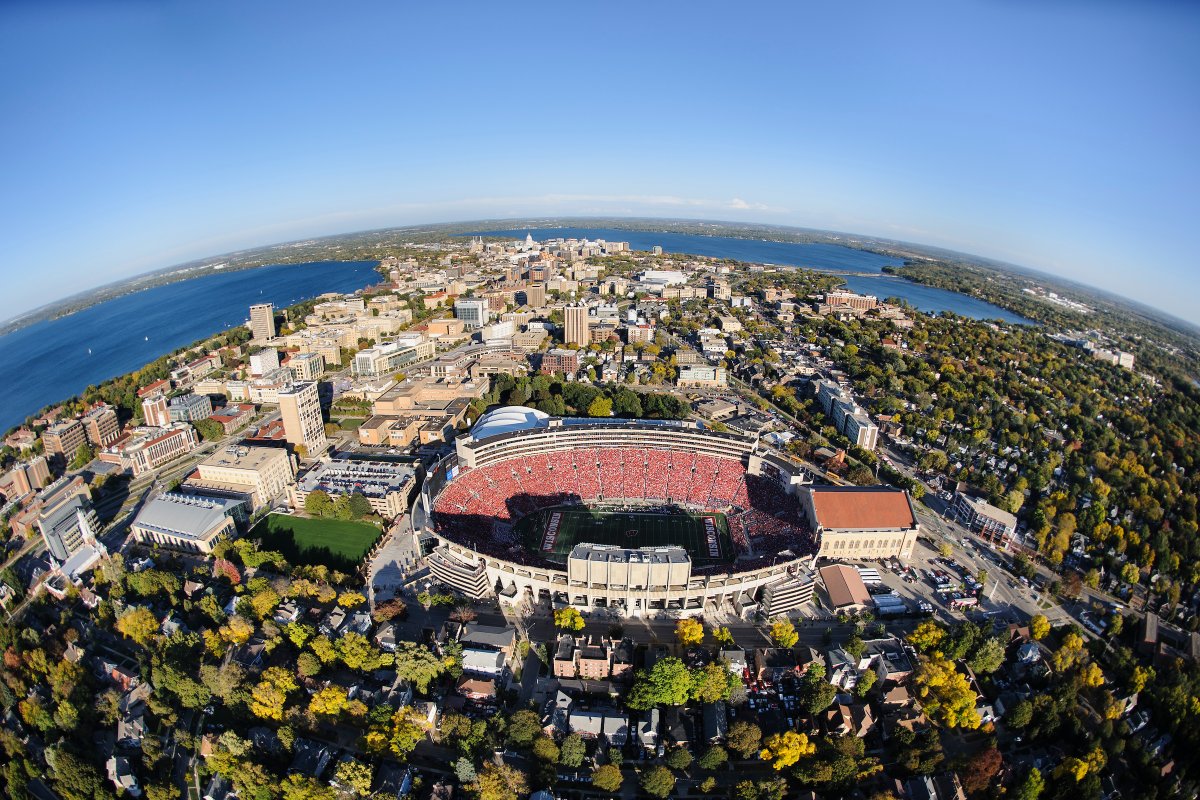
(1, 1), (1198, 323)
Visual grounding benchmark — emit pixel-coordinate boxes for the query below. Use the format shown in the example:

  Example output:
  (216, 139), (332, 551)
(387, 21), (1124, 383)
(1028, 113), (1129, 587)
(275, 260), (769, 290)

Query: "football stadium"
(419, 405), (840, 618)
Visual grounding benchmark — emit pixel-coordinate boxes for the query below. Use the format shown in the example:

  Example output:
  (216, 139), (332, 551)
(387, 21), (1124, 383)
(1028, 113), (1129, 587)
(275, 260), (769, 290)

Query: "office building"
(130, 492), (243, 555)
(82, 404), (121, 447)
(824, 291), (878, 311)
(248, 303), (276, 341)
(167, 393), (213, 423)
(454, 298), (490, 329)
(564, 304), (589, 347)
(278, 382), (327, 457)
(141, 392), (171, 428)
(188, 445), (296, 511)
(42, 419), (87, 461)
(952, 492), (1017, 545)
(677, 365), (727, 388)
(113, 424), (200, 476)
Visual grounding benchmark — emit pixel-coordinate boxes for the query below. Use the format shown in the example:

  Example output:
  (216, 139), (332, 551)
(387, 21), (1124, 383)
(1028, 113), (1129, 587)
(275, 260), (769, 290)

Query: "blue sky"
(1, 1), (1198, 322)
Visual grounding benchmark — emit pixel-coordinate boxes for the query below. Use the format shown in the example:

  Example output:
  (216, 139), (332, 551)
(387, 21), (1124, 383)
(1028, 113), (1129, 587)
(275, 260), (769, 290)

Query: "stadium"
(419, 406), (831, 619)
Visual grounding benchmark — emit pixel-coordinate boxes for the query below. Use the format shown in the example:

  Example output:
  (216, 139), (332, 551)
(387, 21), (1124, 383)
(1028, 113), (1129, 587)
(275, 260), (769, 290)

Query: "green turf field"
(250, 513), (382, 570)
(516, 506), (734, 566)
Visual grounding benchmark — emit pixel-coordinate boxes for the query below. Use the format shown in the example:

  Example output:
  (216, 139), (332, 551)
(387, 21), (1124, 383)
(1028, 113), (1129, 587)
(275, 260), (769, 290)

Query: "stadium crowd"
(432, 447), (816, 569)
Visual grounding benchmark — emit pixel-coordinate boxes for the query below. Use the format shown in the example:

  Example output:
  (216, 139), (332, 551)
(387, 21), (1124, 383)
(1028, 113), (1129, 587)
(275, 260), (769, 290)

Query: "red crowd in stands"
(432, 447), (816, 569)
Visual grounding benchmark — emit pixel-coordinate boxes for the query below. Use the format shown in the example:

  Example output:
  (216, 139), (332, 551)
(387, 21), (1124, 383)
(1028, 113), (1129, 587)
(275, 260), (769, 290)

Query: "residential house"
(457, 677), (497, 701)
(461, 647), (506, 677)
(702, 702), (728, 743)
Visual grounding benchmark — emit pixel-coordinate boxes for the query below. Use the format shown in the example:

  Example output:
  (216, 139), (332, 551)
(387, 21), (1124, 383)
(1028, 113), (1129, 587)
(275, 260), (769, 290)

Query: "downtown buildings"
(278, 381), (328, 457)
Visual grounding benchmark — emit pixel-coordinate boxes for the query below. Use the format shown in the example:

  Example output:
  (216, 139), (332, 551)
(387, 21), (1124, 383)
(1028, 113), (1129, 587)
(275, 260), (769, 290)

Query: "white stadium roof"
(470, 405), (549, 440)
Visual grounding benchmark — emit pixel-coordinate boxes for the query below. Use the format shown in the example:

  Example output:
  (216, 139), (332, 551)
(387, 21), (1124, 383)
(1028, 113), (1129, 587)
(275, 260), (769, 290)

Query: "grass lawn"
(250, 513), (382, 570)
(336, 418), (364, 431)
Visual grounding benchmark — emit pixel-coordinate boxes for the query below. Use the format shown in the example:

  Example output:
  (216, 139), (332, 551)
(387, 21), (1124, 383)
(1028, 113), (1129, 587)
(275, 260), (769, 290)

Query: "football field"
(517, 506), (734, 566)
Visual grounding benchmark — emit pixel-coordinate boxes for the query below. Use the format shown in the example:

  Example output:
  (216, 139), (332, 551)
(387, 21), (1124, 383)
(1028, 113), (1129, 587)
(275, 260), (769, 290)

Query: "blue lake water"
(0, 261), (379, 433)
(472, 227), (1030, 325)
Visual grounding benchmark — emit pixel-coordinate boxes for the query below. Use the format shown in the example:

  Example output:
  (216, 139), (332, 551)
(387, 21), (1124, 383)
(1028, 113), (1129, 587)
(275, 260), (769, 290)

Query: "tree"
(697, 744), (728, 770)
(372, 598), (408, 623)
(333, 759), (373, 797)
(281, 774), (336, 800)
(305, 489), (333, 517)
(1013, 767), (1045, 800)
(908, 620), (947, 653)
(453, 758), (476, 785)
(560, 733), (586, 768)
(640, 765), (676, 798)
(68, 442), (95, 469)
(116, 606), (158, 646)
(768, 618), (798, 648)
(712, 626), (735, 646)
(591, 764), (623, 793)
(297, 652), (322, 678)
(586, 396), (613, 417)
(967, 637), (1006, 675)
(249, 666), (297, 721)
(938, 542), (953, 558)
(627, 657), (693, 709)
(844, 634), (865, 659)
(1030, 614), (1050, 641)
(308, 686), (348, 718)
(855, 668), (877, 698)
(728, 720), (762, 759)
(759, 730), (815, 770)
(474, 762), (528, 800)
(506, 709), (544, 747)
(346, 492), (372, 520)
(665, 746), (693, 770)
(47, 748), (107, 800)
(675, 618), (704, 647)
(337, 590), (366, 608)
(800, 664), (837, 714)
(392, 642), (445, 692)
(531, 733), (560, 763)
(554, 607), (585, 632)
(961, 746), (1002, 795)
(914, 656), (981, 729)
(1004, 699), (1033, 729)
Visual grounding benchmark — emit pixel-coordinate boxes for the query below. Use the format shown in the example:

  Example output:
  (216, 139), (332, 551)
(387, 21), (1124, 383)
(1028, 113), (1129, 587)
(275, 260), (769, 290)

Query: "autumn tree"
(115, 606), (159, 646)
(474, 762), (528, 800)
(759, 730), (815, 770)
(591, 764), (623, 792)
(640, 765), (676, 798)
(1030, 614), (1050, 641)
(914, 656), (981, 729)
(768, 618), (798, 648)
(675, 618), (704, 647)
(728, 720), (763, 759)
(961, 746), (1002, 795)
(554, 607), (585, 632)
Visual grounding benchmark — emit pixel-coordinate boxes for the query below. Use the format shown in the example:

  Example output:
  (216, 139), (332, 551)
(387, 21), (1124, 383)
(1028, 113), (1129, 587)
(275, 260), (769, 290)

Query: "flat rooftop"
(201, 445), (290, 472)
(298, 459), (415, 499)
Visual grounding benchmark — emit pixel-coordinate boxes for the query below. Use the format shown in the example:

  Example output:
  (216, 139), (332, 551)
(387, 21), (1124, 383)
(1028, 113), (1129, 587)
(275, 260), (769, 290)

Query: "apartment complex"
(248, 303), (276, 341)
(540, 349), (581, 375)
(564, 304), (589, 347)
(278, 381), (328, 457)
(814, 379), (880, 450)
(677, 365), (728, 388)
(141, 392), (171, 428)
(952, 491), (1017, 544)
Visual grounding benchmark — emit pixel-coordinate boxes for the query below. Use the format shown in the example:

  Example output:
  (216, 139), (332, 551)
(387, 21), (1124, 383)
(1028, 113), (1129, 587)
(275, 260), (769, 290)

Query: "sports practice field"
(249, 513), (382, 570)
(516, 506), (734, 566)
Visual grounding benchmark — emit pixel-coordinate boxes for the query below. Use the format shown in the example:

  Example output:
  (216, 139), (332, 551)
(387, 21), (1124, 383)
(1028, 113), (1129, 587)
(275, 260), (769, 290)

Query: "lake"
(471, 227), (1030, 325)
(0, 261), (379, 433)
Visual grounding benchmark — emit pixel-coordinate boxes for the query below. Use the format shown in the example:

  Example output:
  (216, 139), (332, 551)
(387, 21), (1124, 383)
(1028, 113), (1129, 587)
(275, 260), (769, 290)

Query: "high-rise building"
(564, 304), (589, 347)
(42, 419), (87, 461)
(454, 299), (490, 329)
(141, 391), (171, 428)
(523, 283), (547, 308)
(278, 382), (327, 458)
(249, 348), (280, 376)
(167, 393), (214, 423)
(248, 303), (276, 341)
(82, 404), (121, 447)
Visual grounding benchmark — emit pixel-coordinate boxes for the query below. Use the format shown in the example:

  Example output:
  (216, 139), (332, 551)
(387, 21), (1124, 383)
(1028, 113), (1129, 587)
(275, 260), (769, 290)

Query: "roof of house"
(456, 676), (496, 696)
(820, 564), (871, 608)
(460, 622), (516, 650)
(808, 486), (916, 531)
(462, 648), (506, 672)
